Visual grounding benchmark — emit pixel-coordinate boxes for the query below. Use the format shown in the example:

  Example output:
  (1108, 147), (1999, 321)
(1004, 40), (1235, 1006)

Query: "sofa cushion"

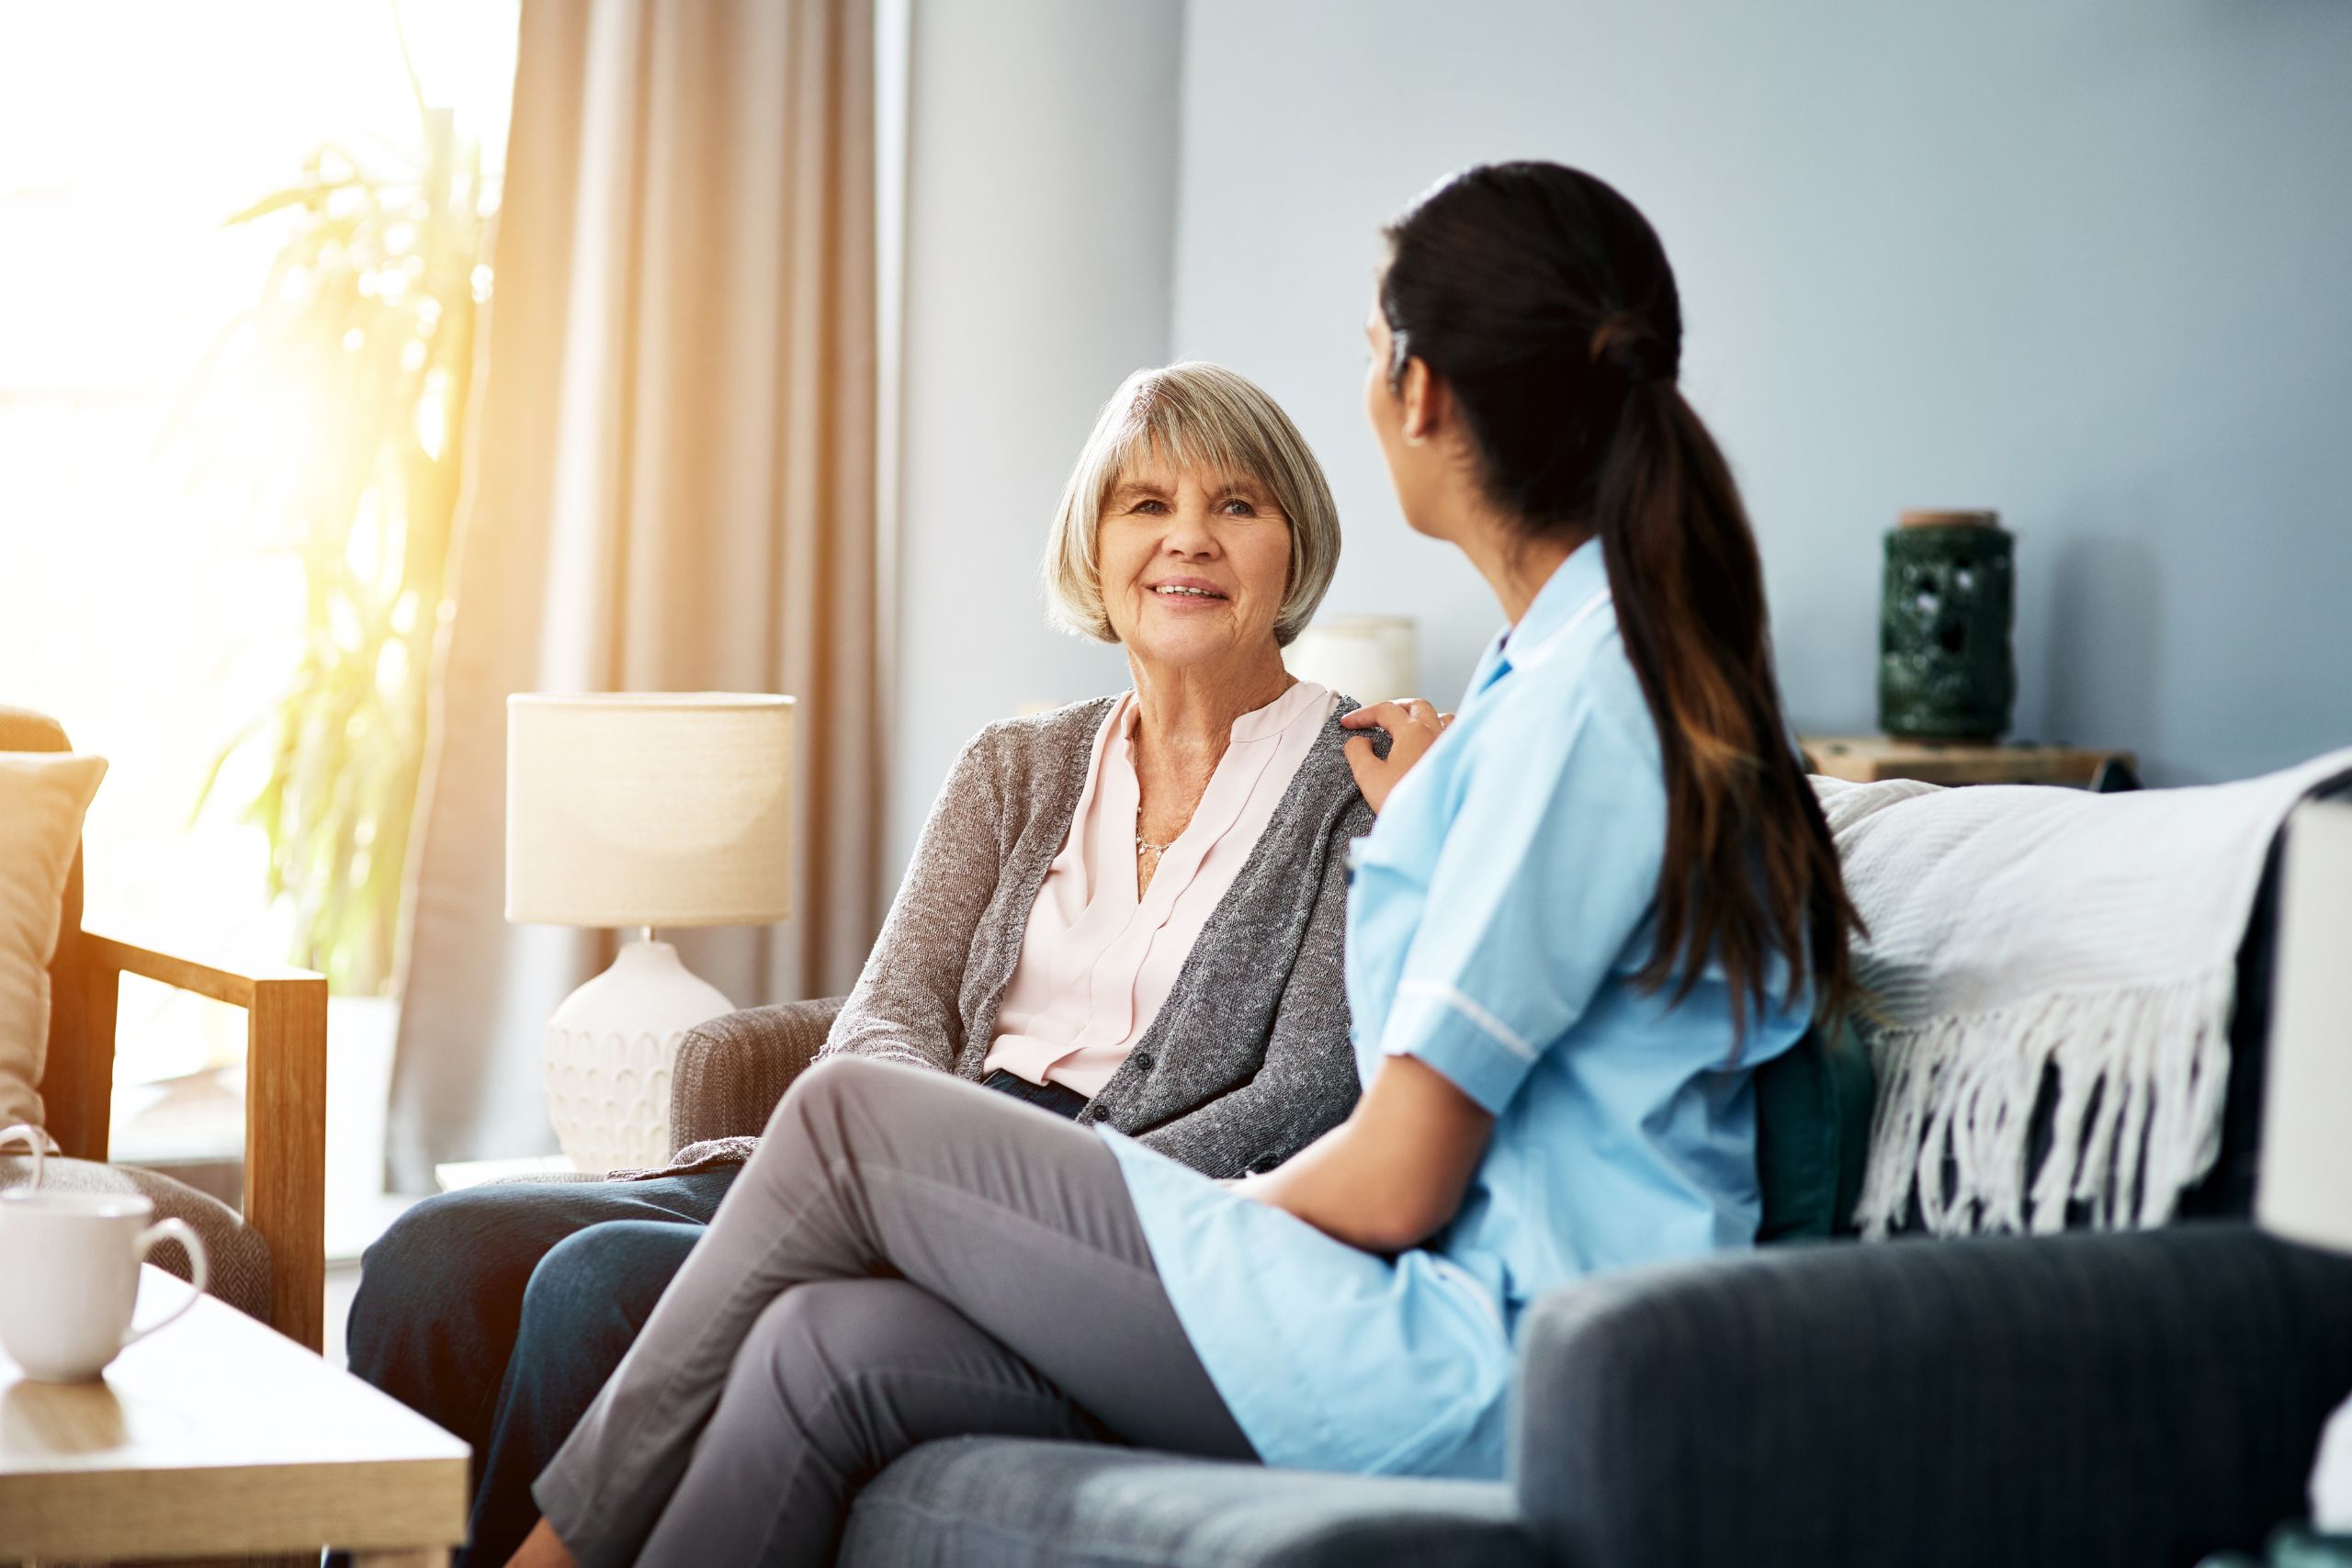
(1756, 1013), (1875, 1242)
(841, 1437), (1544, 1568)
(0, 1154), (271, 1323)
(0, 748), (107, 1129)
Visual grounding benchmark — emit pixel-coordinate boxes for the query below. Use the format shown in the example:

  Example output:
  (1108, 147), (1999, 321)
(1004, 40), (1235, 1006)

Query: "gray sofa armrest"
(1513, 1224), (2352, 1568)
(669, 997), (848, 1153)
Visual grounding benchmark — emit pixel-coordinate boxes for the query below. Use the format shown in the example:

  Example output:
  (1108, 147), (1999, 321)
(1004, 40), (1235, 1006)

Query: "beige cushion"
(0, 750), (107, 1128)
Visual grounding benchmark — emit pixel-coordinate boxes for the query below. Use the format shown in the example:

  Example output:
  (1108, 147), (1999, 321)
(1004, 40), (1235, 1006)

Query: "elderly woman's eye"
(1132, 498), (1169, 513)
(1220, 498), (1258, 516)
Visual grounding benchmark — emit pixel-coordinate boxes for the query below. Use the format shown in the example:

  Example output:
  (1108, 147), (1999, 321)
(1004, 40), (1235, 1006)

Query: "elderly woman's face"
(1097, 453), (1291, 670)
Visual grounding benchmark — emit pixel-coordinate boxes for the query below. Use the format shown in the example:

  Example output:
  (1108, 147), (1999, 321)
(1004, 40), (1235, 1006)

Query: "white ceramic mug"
(0, 1122), (209, 1382)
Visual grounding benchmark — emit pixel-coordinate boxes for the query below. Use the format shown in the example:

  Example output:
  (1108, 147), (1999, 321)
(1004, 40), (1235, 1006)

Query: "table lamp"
(1283, 615), (1419, 705)
(2256, 798), (2352, 1536)
(507, 693), (794, 1174)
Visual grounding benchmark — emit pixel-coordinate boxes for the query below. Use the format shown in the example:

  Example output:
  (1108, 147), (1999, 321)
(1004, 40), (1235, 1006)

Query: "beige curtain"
(387, 0), (879, 1190)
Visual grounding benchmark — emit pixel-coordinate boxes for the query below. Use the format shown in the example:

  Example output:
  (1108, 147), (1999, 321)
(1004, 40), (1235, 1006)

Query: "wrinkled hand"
(1340, 699), (1454, 814)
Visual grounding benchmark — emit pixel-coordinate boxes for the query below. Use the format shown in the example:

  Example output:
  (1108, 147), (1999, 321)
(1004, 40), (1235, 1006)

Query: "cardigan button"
(1132, 1051), (1156, 1072)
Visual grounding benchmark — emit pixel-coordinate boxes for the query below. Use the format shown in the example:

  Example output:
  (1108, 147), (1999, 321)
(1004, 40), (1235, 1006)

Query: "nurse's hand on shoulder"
(1342, 699), (1454, 814)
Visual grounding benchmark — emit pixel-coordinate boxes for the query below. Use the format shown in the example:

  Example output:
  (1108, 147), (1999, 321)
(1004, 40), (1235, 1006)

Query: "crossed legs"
(528, 1056), (1255, 1568)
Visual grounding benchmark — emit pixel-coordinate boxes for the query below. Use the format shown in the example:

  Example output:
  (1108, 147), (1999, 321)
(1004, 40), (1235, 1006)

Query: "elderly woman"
(345, 361), (1373, 1568)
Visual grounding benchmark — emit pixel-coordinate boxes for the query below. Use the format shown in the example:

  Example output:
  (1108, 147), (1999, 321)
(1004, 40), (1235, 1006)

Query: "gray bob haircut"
(1041, 362), (1340, 648)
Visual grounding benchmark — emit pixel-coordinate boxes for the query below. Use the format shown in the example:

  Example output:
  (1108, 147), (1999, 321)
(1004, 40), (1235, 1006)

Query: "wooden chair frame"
(45, 930), (329, 1352)
(8, 705), (328, 1353)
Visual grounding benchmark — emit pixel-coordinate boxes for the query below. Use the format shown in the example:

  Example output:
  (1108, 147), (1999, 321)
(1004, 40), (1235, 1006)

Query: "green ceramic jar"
(1877, 510), (2016, 740)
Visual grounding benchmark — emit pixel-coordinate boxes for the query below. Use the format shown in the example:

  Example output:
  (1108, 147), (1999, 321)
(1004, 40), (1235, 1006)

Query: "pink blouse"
(983, 681), (1340, 1098)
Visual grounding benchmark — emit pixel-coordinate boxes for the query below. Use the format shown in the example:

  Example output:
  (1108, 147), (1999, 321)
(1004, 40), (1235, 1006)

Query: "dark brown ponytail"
(1383, 162), (1859, 1043)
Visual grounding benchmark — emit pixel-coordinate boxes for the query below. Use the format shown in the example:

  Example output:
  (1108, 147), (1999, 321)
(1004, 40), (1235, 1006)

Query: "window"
(0, 2), (515, 1152)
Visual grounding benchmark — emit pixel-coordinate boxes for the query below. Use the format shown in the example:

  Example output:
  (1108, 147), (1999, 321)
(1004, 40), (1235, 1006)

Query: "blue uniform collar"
(1468, 539), (1612, 695)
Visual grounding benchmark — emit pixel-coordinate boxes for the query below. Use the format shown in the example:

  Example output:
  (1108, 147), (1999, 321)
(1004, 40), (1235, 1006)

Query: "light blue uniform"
(1102, 539), (1808, 1479)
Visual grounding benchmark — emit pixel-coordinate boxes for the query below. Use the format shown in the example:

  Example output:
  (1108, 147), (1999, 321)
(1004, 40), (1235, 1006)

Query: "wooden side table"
(0, 1264), (467, 1565)
(1802, 734), (2136, 788)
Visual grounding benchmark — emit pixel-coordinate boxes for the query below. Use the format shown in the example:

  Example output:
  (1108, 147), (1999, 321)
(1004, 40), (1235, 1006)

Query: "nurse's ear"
(1365, 307), (1479, 546)
(1398, 355), (1438, 447)
(1403, 362), (1486, 484)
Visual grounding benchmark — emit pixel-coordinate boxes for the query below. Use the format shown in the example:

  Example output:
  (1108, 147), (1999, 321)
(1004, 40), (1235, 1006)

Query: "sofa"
(650, 776), (2352, 1568)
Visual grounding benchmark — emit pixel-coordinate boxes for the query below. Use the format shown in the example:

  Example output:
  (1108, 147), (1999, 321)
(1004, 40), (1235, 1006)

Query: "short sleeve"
(1372, 702), (1666, 1114)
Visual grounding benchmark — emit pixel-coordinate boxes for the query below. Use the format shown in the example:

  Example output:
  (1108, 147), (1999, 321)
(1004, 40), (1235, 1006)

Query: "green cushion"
(1755, 1013), (1875, 1243)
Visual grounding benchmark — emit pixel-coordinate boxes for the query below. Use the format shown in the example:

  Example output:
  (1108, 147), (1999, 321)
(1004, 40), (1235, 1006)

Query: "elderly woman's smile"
(1149, 580), (1227, 603)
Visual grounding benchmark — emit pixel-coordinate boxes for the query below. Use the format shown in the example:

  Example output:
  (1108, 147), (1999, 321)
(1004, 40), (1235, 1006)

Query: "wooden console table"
(0, 1265), (467, 1565)
(1802, 734), (2136, 788)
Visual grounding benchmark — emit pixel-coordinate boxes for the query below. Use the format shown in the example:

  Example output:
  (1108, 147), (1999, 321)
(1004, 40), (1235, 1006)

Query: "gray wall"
(888, 0), (1183, 873)
(1170, 0), (2352, 784)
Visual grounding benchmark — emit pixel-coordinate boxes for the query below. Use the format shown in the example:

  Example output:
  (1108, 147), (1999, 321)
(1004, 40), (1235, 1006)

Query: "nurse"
(505, 161), (1860, 1568)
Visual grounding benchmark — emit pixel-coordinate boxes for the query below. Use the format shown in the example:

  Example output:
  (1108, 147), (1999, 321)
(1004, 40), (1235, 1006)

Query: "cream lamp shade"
(507, 693), (794, 927)
(2256, 798), (2352, 1253)
(1283, 615), (1419, 706)
(505, 692), (794, 1175)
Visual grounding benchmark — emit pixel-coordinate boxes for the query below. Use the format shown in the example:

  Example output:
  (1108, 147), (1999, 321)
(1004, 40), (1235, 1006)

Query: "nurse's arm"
(1238, 1053), (1493, 1254)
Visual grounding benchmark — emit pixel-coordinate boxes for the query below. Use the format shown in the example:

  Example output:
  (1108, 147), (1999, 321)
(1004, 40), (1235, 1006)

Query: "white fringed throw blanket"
(1819, 748), (2352, 1240)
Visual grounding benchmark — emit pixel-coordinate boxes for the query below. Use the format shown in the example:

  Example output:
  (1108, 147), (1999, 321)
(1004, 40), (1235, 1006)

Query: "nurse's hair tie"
(1589, 310), (1677, 388)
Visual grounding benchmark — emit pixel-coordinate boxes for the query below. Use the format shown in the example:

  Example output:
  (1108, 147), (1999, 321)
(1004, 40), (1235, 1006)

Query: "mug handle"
(123, 1218), (210, 1349)
(0, 1122), (59, 1190)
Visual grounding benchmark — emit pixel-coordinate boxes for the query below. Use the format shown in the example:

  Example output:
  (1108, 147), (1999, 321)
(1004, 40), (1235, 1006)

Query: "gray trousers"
(534, 1055), (1256, 1568)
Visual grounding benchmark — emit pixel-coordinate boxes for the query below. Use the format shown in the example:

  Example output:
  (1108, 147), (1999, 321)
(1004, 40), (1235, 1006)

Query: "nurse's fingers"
(1340, 699), (1442, 735)
(1344, 732), (1399, 813)
(1344, 703), (1446, 815)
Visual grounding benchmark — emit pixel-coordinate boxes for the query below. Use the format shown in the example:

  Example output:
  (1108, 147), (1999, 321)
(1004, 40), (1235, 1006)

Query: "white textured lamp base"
(542, 938), (733, 1176)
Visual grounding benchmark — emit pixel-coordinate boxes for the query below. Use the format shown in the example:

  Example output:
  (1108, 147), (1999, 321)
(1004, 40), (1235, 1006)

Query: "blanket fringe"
(1853, 967), (2235, 1240)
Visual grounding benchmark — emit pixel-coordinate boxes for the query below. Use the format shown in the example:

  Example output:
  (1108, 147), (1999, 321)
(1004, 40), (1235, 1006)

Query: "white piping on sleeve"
(1395, 980), (1538, 1061)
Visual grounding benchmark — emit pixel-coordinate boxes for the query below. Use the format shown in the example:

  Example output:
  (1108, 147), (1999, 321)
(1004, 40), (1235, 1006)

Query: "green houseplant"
(183, 90), (494, 996)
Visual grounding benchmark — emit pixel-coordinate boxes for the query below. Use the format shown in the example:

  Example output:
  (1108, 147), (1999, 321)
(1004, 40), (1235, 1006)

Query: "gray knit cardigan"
(648, 695), (1374, 1182)
(833, 694), (1375, 1178)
